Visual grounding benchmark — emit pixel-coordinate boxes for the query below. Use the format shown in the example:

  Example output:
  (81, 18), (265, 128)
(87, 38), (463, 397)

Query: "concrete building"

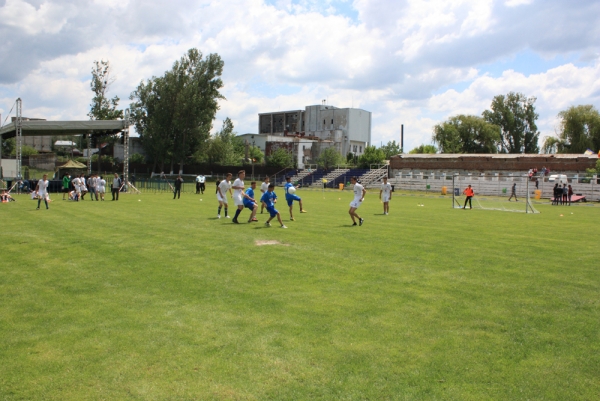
(12, 117), (52, 152)
(258, 104), (372, 157)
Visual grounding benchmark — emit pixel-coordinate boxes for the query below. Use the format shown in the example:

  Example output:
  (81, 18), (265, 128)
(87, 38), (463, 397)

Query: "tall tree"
(482, 92), (539, 153)
(543, 105), (600, 154)
(130, 49), (224, 173)
(88, 60), (124, 171)
(379, 140), (402, 159)
(358, 145), (385, 168)
(432, 115), (501, 153)
(317, 147), (343, 169)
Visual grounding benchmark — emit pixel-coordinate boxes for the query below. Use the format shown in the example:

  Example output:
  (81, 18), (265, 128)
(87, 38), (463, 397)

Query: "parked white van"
(548, 174), (569, 185)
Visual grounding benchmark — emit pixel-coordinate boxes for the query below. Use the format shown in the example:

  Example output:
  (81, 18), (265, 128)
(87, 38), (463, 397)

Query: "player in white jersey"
(379, 176), (392, 215)
(348, 176), (365, 226)
(260, 176), (270, 214)
(231, 170), (246, 224)
(97, 176), (106, 201)
(35, 174), (50, 210)
(216, 173), (232, 218)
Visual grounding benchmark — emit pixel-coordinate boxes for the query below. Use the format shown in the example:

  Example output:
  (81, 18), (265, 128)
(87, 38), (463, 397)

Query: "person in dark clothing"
(508, 183), (518, 201)
(173, 175), (184, 199)
(552, 184), (559, 205)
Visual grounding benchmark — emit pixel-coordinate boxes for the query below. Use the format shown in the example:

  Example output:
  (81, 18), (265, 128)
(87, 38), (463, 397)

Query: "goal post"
(452, 173), (539, 213)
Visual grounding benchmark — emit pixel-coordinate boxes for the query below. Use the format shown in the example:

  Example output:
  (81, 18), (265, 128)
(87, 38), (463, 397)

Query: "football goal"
(452, 174), (539, 213)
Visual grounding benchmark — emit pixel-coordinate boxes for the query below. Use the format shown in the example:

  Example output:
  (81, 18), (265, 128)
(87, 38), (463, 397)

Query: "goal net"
(451, 174), (539, 213)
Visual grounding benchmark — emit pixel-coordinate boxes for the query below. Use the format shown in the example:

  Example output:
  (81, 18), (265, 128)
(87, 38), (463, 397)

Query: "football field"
(1, 188), (599, 400)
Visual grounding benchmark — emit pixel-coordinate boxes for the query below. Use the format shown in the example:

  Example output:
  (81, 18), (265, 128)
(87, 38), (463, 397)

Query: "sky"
(0, 0), (599, 152)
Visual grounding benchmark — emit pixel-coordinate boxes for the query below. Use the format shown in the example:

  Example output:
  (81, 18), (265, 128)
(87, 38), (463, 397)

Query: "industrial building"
(249, 104), (372, 168)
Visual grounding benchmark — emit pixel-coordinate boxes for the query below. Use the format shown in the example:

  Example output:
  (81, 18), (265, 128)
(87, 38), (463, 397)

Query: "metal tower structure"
(15, 98), (23, 180)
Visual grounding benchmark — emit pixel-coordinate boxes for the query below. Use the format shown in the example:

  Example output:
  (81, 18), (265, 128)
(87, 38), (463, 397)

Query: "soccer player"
(260, 176), (270, 214)
(463, 184), (474, 209)
(260, 183), (287, 228)
(62, 173), (71, 200)
(232, 170), (247, 224)
(35, 174), (50, 210)
(379, 176), (392, 215)
(243, 181), (259, 223)
(348, 176), (365, 226)
(97, 175), (106, 201)
(111, 173), (121, 201)
(217, 173), (232, 219)
(284, 176), (306, 221)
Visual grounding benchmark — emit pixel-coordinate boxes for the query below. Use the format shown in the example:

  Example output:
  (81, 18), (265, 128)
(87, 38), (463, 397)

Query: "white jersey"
(218, 180), (231, 200)
(260, 182), (269, 193)
(353, 183), (364, 201)
(199, 175), (205, 183)
(98, 179), (106, 192)
(37, 179), (49, 195)
(232, 178), (244, 205)
(380, 182), (392, 195)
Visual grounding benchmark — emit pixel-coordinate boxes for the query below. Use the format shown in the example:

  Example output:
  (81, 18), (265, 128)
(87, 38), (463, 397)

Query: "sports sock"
(225, 207), (228, 216)
(44, 199), (49, 209)
(234, 209), (241, 220)
(37, 199), (41, 208)
(218, 206), (222, 215)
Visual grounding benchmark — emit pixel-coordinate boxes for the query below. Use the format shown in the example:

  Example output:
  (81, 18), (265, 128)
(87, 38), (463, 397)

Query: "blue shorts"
(266, 206), (278, 217)
(244, 201), (256, 210)
(286, 194), (301, 206)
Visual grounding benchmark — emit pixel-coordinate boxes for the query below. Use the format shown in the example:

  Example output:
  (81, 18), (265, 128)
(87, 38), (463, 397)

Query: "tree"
(482, 92), (539, 153)
(266, 148), (294, 168)
(432, 115), (501, 153)
(317, 147), (343, 169)
(88, 60), (124, 172)
(409, 144), (437, 154)
(2, 137), (15, 156)
(379, 140), (402, 159)
(543, 105), (600, 154)
(130, 49), (224, 172)
(358, 145), (385, 168)
(199, 118), (245, 165)
(11, 144), (38, 157)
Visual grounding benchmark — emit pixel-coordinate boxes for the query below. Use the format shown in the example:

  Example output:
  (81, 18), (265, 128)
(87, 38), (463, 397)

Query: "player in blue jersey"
(243, 181), (259, 223)
(284, 176), (307, 221)
(260, 184), (287, 228)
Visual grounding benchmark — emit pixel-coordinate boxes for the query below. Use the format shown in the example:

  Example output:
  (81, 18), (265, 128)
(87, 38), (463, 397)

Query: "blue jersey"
(284, 182), (294, 199)
(260, 191), (277, 208)
(243, 188), (255, 206)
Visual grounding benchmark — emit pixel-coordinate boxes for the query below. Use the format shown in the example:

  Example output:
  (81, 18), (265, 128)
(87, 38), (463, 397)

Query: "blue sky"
(1, 0), (599, 151)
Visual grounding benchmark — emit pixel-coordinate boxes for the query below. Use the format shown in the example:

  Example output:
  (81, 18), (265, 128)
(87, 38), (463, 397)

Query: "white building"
(252, 104), (372, 168)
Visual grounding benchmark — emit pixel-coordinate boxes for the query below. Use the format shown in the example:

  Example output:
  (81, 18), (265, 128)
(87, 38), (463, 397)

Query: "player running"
(284, 176), (307, 221)
(260, 176), (270, 214)
(232, 170), (247, 224)
(216, 173), (232, 219)
(379, 176), (392, 215)
(260, 184), (287, 228)
(349, 176), (365, 226)
(243, 182), (259, 223)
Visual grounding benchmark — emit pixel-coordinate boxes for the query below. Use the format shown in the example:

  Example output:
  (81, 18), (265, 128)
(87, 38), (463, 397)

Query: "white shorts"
(233, 195), (244, 206)
(98, 187), (105, 193)
(382, 194), (390, 202)
(217, 193), (228, 203)
(350, 199), (362, 209)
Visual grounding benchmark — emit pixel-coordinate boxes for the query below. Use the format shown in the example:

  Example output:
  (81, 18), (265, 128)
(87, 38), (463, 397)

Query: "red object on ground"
(551, 195), (586, 202)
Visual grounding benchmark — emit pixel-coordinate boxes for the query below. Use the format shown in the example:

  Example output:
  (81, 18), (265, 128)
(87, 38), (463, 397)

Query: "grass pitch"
(1, 189), (599, 400)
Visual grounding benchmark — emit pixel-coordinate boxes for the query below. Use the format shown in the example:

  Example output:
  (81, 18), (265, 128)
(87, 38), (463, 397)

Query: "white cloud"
(1, 0), (599, 153)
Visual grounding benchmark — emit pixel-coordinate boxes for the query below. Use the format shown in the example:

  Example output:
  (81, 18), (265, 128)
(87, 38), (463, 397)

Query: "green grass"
(1, 189), (599, 400)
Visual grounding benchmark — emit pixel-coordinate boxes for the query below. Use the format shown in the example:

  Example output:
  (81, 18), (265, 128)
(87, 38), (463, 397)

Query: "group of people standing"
(60, 173), (124, 202)
(553, 183), (573, 205)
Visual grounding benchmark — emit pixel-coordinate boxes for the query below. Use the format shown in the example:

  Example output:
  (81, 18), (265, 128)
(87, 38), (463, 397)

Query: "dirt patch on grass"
(255, 240), (289, 246)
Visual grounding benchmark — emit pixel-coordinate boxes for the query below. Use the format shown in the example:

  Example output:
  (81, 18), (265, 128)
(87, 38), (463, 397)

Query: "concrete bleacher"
(310, 168), (350, 188)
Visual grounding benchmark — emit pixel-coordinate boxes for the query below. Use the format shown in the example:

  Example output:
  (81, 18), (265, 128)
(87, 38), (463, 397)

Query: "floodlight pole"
(123, 109), (130, 188)
(15, 98), (22, 180)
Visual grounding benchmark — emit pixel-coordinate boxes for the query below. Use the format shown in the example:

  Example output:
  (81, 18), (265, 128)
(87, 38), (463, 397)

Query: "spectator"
(568, 184), (573, 206)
